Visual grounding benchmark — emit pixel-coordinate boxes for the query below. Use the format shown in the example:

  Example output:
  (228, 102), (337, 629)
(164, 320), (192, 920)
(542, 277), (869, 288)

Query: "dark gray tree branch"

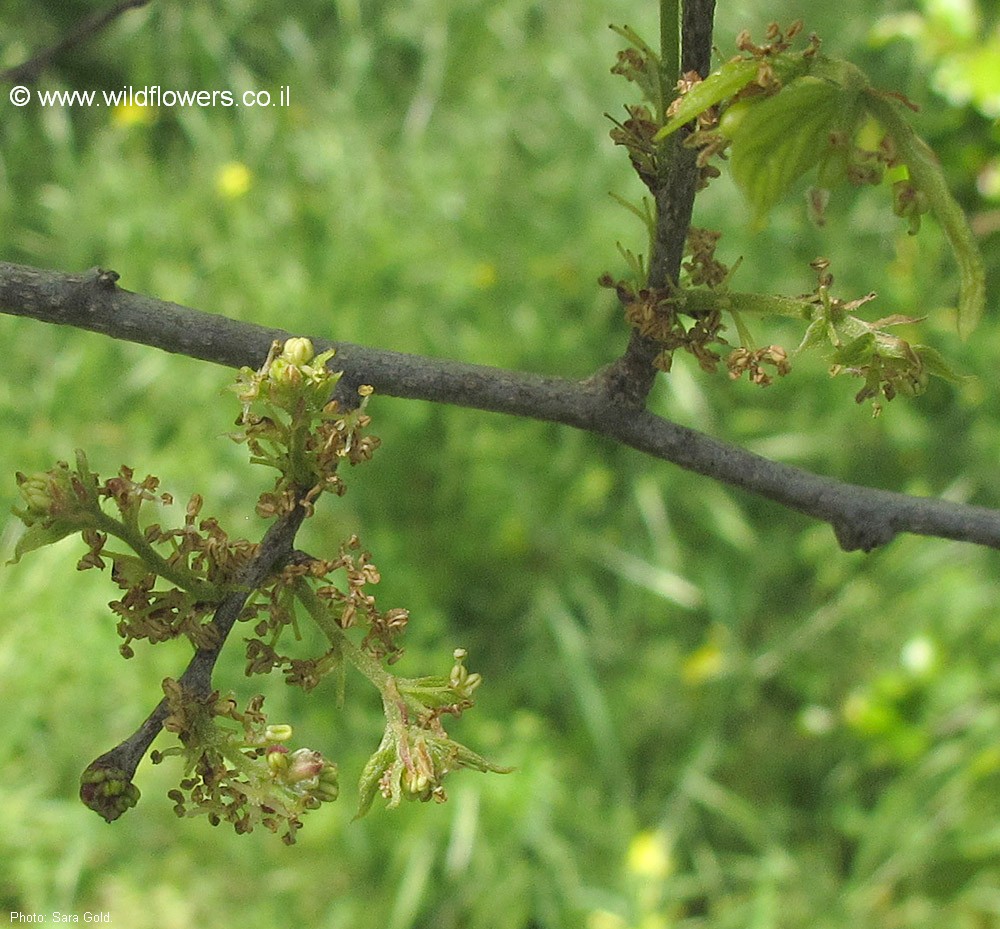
(600, 0), (716, 407)
(0, 0), (153, 85)
(3, 259), (1000, 553)
(681, 0), (717, 75)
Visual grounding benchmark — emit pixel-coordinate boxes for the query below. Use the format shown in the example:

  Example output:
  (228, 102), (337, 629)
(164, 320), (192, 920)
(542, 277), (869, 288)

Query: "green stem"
(294, 580), (437, 729)
(659, 0), (680, 121)
(286, 403), (316, 490)
(678, 288), (814, 319)
(293, 578), (389, 690)
(93, 510), (222, 601)
(380, 677), (408, 735)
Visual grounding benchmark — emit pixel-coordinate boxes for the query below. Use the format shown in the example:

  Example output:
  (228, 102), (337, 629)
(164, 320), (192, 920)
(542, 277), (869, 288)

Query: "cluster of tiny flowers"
(231, 338), (380, 516)
(14, 338), (509, 838)
(727, 345), (791, 386)
(155, 682), (338, 845)
(599, 274), (727, 375)
(356, 649), (507, 817)
(11, 451), (256, 657)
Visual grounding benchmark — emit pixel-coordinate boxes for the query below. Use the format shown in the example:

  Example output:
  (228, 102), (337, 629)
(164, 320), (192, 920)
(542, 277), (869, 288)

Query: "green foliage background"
(1, 0), (999, 926)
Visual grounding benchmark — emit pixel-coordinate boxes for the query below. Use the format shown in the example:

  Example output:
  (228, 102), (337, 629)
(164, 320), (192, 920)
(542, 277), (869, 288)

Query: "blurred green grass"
(2, 1), (1000, 926)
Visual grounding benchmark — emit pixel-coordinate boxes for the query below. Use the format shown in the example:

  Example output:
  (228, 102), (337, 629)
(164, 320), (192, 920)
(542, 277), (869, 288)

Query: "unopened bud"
(269, 358), (303, 387)
(314, 765), (340, 802)
(286, 748), (325, 785)
(281, 337), (315, 366)
(264, 724), (293, 742)
(266, 744), (290, 775)
(403, 769), (431, 797)
(16, 472), (55, 515)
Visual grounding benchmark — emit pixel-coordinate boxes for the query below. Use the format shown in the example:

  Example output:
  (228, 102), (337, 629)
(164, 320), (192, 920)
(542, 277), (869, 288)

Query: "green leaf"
(655, 58), (764, 140)
(912, 345), (964, 383)
(354, 731), (396, 819)
(655, 54), (812, 141)
(729, 76), (864, 222)
(831, 332), (877, 366)
(796, 316), (835, 354)
(450, 742), (514, 775)
(8, 518), (86, 565)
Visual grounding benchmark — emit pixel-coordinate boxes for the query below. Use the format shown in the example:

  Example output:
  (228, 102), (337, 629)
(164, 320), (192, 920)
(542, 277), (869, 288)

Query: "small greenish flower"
(314, 765), (340, 802)
(356, 718), (510, 818)
(15, 472), (57, 517)
(9, 452), (103, 564)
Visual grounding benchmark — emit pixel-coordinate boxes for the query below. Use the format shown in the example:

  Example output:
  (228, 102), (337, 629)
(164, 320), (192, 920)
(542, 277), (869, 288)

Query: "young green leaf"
(831, 332), (877, 366)
(912, 345), (964, 383)
(655, 54), (811, 141)
(728, 76), (865, 223)
(655, 58), (763, 139)
(8, 518), (87, 565)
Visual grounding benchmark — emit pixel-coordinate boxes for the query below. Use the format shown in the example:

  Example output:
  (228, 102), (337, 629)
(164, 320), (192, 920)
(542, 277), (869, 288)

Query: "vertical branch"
(648, 0), (716, 291)
(649, 0), (686, 292)
(681, 0), (716, 75)
(602, 0), (717, 405)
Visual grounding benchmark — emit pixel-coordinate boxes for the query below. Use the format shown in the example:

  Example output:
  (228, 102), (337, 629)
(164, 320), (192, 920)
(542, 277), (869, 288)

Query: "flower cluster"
(11, 451), (253, 657)
(607, 104), (663, 194)
(797, 259), (958, 414)
(153, 681), (338, 844)
(727, 345), (791, 387)
(13, 338), (507, 837)
(231, 338), (380, 516)
(79, 762), (141, 823)
(609, 24), (661, 112)
(357, 650), (509, 816)
(242, 533), (411, 692)
(682, 227), (730, 289)
(599, 274), (727, 376)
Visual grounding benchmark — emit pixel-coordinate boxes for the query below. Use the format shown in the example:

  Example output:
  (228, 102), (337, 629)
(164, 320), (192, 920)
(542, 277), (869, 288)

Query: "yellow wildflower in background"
(112, 102), (154, 127)
(681, 626), (729, 685)
(626, 830), (672, 881)
(216, 161), (252, 199)
(471, 261), (498, 289)
(586, 911), (629, 929)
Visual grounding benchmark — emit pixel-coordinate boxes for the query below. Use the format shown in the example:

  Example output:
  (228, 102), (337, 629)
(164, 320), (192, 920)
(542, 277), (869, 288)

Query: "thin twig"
(1, 0), (153, 85)
(81, 503), (307, 794)
(2, 260), (1000, 554)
